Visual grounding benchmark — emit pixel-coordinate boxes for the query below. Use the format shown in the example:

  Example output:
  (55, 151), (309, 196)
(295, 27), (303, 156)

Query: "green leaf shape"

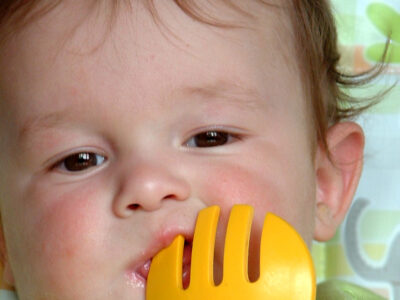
(366, 42), (400, 63)
(317, 280), (386, 300)
(367, 3), (400, 43)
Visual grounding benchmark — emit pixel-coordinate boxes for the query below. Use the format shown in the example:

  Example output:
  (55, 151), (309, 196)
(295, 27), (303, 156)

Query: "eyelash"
(53, 152), (107, 173)
(50, 130), (238, 173)
(185, 130), (239, 148)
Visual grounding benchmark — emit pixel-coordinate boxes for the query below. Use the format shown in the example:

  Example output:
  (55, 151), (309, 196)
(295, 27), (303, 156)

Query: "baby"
(0, 0), (376, 299)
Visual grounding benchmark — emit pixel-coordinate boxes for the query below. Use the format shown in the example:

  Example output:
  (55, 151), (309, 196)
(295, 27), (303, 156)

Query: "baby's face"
(0, 1), (318, 299)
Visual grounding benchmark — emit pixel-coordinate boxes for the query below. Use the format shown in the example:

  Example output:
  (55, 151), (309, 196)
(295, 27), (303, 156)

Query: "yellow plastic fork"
(146, 205), (316, 299)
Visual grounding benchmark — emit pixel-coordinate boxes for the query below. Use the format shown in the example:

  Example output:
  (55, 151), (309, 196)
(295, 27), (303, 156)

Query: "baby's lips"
(143, 238), (193, 285)
(125, 237), (193, 290)
(182, 241), (192, 288)
(125, 258), (154, 288)
(137, 259), (151, 280)
(125, 230), (194, 288)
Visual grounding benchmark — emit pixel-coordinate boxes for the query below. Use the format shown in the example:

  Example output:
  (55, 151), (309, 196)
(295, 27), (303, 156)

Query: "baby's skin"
(0, 1), (364, 299)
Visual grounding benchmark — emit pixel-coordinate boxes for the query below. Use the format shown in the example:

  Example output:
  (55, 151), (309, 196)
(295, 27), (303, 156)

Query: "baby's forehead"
(0, 0), (299, 131)
(0, 0), (293, 53)
(0, 1), (296, 83)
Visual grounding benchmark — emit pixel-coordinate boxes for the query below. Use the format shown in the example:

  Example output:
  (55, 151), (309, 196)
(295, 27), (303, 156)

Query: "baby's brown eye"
(187, 131), (230, 148)
(59, 152), (106, 172)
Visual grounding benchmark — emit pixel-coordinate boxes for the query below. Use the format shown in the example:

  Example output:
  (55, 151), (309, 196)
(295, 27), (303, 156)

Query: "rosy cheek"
(195, 159), (315, 243)
(9, 181), (110, 286)
(43, 190), (106, 250)
(38, 197), (97, 255)
(199, 163), (283, 219)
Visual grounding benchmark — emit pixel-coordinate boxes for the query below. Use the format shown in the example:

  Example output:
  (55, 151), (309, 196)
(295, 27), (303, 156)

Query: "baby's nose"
(112, 161), (190, 217)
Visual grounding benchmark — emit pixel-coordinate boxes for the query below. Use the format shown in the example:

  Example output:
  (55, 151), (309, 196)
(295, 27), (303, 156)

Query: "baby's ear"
(313, 122), (364, 241)
(0, 215), (15, 289)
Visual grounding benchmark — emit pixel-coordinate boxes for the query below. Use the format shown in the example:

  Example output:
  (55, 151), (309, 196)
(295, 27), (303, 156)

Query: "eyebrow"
(17, 80), (262, 143)
(179, 80), (262, 110)
(17, 110), (71, 144)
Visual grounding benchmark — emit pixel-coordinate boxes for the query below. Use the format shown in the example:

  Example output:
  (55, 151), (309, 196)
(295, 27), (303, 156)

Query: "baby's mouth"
(181, 241), (192, 289)
(134, 240), (193, 289)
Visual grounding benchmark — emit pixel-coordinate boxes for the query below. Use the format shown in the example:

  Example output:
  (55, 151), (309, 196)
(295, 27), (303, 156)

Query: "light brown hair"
(0, 0), (387, 153)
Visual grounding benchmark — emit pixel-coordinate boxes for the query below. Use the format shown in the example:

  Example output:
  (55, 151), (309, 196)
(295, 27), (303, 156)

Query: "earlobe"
(313, 122), (365, 241)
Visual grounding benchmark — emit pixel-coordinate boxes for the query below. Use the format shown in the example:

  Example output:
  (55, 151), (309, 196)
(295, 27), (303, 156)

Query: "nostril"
(162, 194), (175, 200)
(128, 203), (141, 210)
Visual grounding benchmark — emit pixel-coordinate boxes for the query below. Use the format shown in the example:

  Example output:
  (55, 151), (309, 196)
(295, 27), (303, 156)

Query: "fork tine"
(189, 206), (220, 289)
(258, 213), (316, 299)
(147, 206), (317, 300)
(147, 235), (184, 298)
(222, 204), (253, 283)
